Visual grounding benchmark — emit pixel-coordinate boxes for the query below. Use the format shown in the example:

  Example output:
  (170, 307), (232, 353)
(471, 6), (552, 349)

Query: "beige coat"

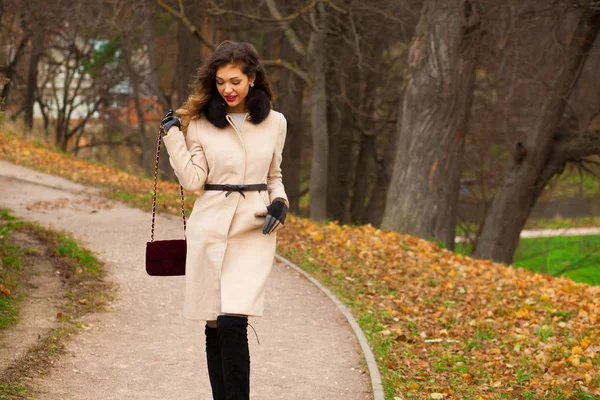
(162, 110), (288, 321)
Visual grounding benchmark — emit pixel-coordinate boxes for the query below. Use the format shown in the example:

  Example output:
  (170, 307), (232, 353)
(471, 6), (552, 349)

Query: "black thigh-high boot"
(217, 315), (250, 400)
(205, 324), (226, 400)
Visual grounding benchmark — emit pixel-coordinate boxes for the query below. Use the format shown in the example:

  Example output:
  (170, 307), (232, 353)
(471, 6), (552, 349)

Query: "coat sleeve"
(267, 113), (288, 205)
(162, 120), (208, 192)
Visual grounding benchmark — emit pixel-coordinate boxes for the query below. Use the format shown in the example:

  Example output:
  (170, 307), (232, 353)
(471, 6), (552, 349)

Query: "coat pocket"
(259, 189), (270, 207)
(253, 192), (269, 230)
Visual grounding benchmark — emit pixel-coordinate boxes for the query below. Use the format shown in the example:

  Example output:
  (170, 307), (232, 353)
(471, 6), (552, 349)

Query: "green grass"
(544, 166), (599, 198)
(456, 235), (600, 286)
(514, 235), (600, 286)
(0, 294), (20, 329)
(0, 210), (25, 329)
(0, 383), (29, 399)
(55, 233), (103, 277)
(0, 208), (115, 398)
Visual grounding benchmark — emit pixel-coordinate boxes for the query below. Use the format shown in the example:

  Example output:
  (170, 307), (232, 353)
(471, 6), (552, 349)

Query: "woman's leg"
(205, 320), (226, 400)
(217, 314), (250, 400)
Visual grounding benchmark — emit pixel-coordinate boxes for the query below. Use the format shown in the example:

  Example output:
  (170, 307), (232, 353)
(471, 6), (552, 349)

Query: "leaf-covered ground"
(278, 218), (599, 399)
(0, 131), (195, 215)
(1, 131), (599, 399)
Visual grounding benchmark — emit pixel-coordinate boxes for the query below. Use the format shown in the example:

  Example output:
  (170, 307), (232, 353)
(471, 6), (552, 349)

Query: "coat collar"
(203, 88), (271, 129)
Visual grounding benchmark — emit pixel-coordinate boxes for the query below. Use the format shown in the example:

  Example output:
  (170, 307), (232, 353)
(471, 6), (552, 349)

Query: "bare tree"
(474, 5), (600, 263)
(305, 2), (329, 220)
(381, 0), (482, 250)
(23, 12), (44, 129)
(156, 0), (329, 218)
(121, 44), (152, 176)
(44, 29), (122, 150)
(0, 5), (30, 115)
(274, 30), (305, 213)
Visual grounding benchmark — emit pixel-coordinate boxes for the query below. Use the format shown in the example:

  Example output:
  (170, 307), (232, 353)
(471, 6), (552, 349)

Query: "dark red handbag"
(145, 126), (187, 276)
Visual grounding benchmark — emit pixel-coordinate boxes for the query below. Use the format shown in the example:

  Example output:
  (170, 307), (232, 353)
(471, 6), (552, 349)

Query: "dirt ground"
(0, 229), (64, 373)
(0, 160), (373, 400)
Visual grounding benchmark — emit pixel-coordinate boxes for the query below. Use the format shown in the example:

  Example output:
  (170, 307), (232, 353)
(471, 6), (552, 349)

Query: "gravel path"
(0, 160), (373, 400)
(455, 227), (600, 243)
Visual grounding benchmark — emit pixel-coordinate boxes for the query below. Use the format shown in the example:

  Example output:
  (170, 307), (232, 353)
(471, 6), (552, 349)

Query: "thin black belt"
(204, 183), (268, 198)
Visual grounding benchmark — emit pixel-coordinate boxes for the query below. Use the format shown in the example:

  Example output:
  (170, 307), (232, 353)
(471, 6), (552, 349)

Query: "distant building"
(32, 39), (162, 127)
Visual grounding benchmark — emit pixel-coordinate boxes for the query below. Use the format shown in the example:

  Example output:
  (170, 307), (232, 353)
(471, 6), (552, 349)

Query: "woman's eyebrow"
(216, 76), (241, 80)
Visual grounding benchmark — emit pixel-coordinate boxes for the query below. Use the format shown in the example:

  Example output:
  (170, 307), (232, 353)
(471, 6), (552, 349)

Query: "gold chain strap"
(150, 126), (186, 242)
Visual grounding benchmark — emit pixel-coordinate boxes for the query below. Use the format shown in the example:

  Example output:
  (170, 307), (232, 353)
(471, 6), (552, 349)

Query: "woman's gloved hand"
(262, 198), (288, 235)
(161, 109), (181, 135)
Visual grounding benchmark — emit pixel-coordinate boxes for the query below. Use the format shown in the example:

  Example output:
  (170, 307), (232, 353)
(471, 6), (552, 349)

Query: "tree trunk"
(474, 10), (600, 264)
(143, 13), (175, 180)
(24, 21), (43, 130)
(349, 68), (379, 225)
(177, 19), (201, 107)
(350, 130), (374, 224)
(143, 16), (170, 111)
(328, 65), (361, 224)
(364, 125), (398, 226)
(352, 133), (378, 223)
(1, 35), (29, 111)
(380, 0), (481, 250)
(363, 67), (403, 227)
(277, 32), (304, 214)
(326, 91), (341, 221)
(308, 3), (329, 221)
(122, 46), (151, 176)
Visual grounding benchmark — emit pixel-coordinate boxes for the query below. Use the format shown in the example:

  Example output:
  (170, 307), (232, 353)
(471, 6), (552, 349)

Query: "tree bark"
(308, 3), (329, 221)
(1, 34), (29, 111)
(277, 32), (304, 214)
(380, 0), (481, 250)
(326, 91), (341, 221)
(350, 129), (375, 224)
(122, 46), (151, 177)
(143, 12), (175, 181)
(349, 67), (381, 225)
(474, 9), (600, 264)
(364, 125), (398, 226)
(328, 64), (361, 224)
(143, 15), (170, 111)
(176, 18), (201, 107)
(24, 20), (43, 130)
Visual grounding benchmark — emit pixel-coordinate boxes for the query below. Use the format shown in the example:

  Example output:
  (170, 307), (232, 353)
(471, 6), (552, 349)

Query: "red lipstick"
(225, 95), (238, 103)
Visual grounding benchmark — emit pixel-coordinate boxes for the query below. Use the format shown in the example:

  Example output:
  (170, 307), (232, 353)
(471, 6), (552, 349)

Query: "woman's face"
(215, 63), (255, 113)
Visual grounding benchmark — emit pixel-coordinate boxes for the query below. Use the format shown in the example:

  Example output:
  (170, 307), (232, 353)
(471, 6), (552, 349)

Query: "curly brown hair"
(175, 40), (274, 130)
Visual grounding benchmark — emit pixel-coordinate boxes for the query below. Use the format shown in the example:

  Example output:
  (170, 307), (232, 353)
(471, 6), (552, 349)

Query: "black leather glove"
(161, 109), (181, 135)
(262, 198), (288, 235)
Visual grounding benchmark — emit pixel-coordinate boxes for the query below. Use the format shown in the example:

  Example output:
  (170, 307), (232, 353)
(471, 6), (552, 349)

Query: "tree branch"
(204, 0), (319, 24)
(67, 99), (102, 139)
(537, 129), (600, 191)
(155, 0), (216, 51)
(262, 59), (311, 85)
(559, 130), (600, 160)
(265, 0), (308, 57)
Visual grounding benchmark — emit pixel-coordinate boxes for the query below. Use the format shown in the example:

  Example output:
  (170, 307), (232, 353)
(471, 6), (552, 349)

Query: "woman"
(160, 40), (289, 400)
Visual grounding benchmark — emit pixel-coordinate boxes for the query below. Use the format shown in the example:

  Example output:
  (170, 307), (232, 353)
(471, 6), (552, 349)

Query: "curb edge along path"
(275, 255), (385, 400)
(0, 160), (376, 400)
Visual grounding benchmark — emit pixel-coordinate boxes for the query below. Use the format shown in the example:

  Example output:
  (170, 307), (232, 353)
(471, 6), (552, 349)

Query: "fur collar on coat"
(203, 87), (271, 129)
